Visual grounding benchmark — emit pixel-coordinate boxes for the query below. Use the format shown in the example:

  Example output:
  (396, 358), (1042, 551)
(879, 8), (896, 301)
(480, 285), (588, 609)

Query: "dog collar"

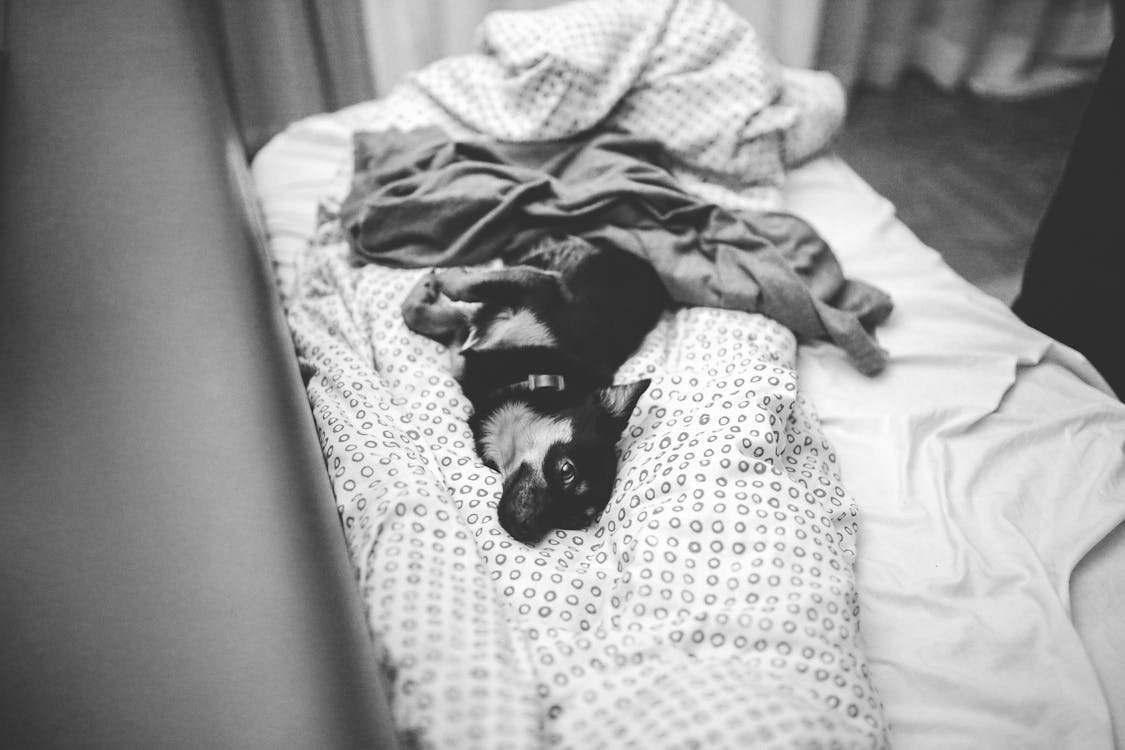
(486, 373), (567, 403)
(524, 373), (566, 391)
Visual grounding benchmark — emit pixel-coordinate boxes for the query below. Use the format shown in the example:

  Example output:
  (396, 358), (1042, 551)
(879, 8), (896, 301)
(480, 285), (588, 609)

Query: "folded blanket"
(342, 127), (893, 374)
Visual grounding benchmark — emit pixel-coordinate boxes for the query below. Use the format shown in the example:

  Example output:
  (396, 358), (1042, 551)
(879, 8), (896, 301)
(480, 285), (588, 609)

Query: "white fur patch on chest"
(479, 401), (573, 477)
(467, 308), (557, 351)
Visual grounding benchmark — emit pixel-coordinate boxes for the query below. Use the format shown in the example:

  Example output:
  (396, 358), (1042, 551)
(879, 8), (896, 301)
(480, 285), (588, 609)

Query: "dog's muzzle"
(496, 463), (552, 544)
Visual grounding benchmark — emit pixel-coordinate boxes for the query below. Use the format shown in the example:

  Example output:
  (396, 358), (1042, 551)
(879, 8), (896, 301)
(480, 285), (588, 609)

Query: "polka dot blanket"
(273, 0), (889, 747)
(292, 248), (887, 749)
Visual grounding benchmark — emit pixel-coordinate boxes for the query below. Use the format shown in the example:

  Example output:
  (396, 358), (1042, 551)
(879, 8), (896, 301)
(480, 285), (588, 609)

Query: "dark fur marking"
(402, 236), (666, 543)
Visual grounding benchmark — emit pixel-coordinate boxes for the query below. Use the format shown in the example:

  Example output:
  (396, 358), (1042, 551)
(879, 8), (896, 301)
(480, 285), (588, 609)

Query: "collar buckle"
(525, 373), (566, 391)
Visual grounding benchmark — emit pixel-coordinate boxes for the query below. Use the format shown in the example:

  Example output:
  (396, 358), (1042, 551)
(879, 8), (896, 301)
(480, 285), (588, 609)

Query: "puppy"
(401, 236), (667, 543)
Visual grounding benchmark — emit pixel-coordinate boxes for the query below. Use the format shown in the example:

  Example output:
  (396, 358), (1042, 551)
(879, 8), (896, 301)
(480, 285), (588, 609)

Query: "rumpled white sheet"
(788, 158), (1125, 749)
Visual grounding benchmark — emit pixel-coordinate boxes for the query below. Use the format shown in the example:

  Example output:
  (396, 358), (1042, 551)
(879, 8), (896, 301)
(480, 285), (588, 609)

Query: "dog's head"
(478, 379), (650, 544)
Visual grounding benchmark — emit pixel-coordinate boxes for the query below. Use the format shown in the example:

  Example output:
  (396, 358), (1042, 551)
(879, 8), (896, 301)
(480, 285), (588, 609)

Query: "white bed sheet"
(252, 114), (1125, 749)
(786, 157), (1125, 749)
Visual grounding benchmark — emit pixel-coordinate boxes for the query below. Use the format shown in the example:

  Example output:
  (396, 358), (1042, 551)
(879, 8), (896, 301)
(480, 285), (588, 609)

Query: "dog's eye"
(558, 459), (577, 487)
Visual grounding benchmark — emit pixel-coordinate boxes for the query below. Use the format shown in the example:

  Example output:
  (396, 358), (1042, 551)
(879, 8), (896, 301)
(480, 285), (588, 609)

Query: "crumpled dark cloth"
(340, 126), (893, 374)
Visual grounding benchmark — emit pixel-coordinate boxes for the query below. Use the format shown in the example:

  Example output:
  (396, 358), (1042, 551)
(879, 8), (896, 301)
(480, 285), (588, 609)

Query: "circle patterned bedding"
(290, 245), (888, 747)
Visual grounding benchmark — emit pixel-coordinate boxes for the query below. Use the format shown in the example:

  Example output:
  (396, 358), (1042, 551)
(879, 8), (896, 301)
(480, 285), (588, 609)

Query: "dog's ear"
(595, 379), (651, 430)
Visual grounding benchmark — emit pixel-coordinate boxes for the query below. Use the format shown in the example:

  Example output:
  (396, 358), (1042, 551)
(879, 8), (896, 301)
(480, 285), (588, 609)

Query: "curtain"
(357, 0), (1112, 99)
(359, 0), (561, 93)
(819, 0), (1113, 97)
(209, 0), (375, 155)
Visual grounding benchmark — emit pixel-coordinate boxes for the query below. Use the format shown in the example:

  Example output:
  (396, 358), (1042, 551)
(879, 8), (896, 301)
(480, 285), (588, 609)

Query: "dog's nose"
(498, 510), (543, 545)
(497, 464), (550, 544)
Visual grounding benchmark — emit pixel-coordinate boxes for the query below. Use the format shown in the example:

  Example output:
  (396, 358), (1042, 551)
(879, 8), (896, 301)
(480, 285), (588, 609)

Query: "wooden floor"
(834, 74), (1095, 304)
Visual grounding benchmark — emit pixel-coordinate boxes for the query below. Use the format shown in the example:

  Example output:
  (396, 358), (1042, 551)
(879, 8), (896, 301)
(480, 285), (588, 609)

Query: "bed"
(4, 0), (1121, 748)
(248, 2), (1125, 748)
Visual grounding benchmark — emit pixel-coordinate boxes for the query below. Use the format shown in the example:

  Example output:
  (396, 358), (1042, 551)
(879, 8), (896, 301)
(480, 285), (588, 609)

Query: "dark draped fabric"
(341, 128), (895, 375)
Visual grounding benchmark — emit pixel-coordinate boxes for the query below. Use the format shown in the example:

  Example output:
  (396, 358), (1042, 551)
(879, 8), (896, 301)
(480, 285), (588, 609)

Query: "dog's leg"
(401, 272), (473, 346)
(434, 266), (566, 305)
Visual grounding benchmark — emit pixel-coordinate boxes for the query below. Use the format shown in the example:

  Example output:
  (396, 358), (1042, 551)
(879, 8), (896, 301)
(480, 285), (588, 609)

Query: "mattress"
(252, 100), (1125, 747)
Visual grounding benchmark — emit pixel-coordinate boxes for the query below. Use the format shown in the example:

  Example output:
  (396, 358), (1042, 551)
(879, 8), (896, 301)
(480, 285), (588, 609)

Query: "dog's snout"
(498, 511), (542, 544)
(497, 463), (551, 544)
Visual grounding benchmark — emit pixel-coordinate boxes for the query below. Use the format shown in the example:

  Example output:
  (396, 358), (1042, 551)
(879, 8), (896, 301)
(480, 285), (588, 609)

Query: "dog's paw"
(402, 272), (440, 308)
(432, 267), (475, 300)
(402, 273), (469, 342)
